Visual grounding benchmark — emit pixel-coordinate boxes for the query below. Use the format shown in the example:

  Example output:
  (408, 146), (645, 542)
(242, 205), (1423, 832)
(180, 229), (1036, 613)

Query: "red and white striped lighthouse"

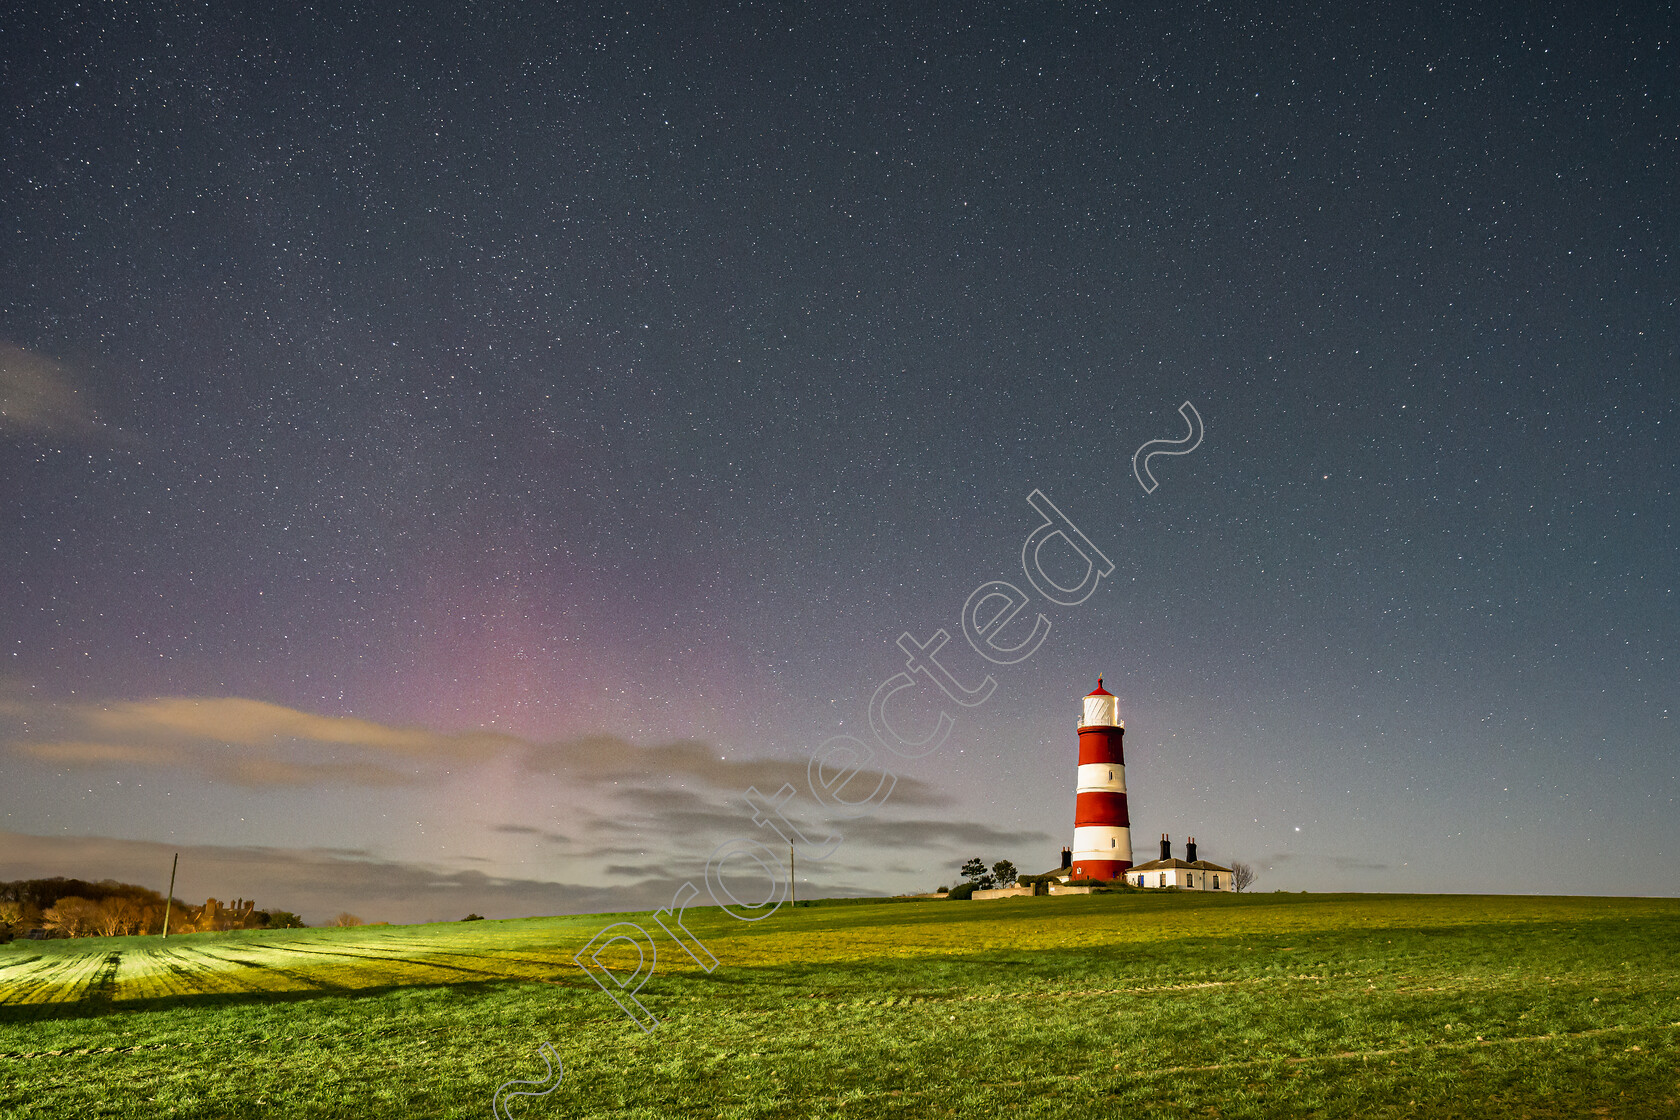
(1071, 678), (1132, 881)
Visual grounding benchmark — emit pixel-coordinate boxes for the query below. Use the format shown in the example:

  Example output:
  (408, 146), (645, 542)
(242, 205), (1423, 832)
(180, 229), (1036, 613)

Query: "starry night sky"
(2, 3), (1675, 922)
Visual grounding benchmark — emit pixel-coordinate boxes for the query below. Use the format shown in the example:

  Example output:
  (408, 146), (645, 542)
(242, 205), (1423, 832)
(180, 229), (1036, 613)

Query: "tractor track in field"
(820, 1024), (1680, 1105)
(0, 1021), (460, 1062)
(240, 940), (526, 982)
(0, 950), (108, 1008)
(800, 972), (1669, 1010)
(171, 943), (352, 995)
(778, 975), (1296, 1010)
(3, 938), (566, 1012)
(1136, 1022), (1680, 1075)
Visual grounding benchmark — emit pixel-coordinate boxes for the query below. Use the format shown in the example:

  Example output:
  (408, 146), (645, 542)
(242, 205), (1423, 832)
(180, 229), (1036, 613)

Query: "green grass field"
(2, 891), (1677, 1118)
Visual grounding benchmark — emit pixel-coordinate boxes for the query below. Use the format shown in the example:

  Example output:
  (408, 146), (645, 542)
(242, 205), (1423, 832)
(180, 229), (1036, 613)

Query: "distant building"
(1125, 835), (1232, 891)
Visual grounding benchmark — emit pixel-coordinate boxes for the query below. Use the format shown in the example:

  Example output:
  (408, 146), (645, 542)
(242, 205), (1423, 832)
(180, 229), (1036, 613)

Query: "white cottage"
(1125, 835), (1233, 891)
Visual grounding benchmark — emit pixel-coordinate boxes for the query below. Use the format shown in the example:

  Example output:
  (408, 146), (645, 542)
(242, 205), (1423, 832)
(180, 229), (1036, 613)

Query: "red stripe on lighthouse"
(1075, 791), (1131, 827)
(1077, 726), (1125, 765)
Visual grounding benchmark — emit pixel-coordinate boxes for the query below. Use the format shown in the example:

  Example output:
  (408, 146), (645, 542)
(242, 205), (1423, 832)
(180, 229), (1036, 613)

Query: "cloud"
(0, 829), (654, 925)
(4, 695), (944, 812)
(0, 342), (116, 441)
(571, 785), (1031, 853)
(9, 696), (520, 788)
(0, 691), (947, 849)
(84, 696), (521, 757)
(18, 739), (192, 767)
(524, 735), (948, 808)
(834, 817), (1052, 852)
(4, 695), (1003, 900)
(558, 783), (1050, 892)
(491, 824), (570, 844)
(0, 681), (33, 718)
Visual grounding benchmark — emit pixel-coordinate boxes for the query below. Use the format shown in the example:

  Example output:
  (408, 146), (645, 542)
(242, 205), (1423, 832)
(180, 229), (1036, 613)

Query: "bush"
(462, 914), (485, 921)
(947, 883), (976, 900)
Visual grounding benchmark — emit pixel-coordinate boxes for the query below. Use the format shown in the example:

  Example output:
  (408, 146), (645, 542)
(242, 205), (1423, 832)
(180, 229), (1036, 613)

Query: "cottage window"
(1213, 876), (1220, 889)
(1160, 874), (1166, 888)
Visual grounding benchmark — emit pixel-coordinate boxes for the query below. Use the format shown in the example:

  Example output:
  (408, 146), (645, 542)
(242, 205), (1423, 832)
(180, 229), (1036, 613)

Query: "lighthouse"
(1070, 678), (1131, 881)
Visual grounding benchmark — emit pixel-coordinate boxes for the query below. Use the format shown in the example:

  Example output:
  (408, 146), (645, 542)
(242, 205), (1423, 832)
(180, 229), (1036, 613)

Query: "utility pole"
(790, 843), (795, 907)
(161, 853), (178, 938)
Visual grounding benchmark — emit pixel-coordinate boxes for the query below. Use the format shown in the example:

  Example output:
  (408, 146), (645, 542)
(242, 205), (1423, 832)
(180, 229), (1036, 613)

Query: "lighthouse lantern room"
(1070, 677), (1132, 881)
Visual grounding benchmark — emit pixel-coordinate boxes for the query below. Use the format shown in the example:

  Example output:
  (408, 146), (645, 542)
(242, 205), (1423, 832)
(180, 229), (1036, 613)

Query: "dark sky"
(2, 3), (1674, 922)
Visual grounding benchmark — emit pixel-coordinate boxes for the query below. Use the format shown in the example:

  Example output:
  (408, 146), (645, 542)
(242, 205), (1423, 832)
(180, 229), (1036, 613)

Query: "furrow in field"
(255, 937), (523, 969)
(813, 1023), (1677, 1108)
(123, 945), (198, 1001)
(288, 945), (524, 980)
(134, 944), (256, 998)
(224, 943), (435, 989)
(1139, 1023), (1678, 1074)
(0, 959), (56, 1006)
(181, 944), (344, 994)
(238, 941), (521, 986)
(1, 1020), (465, 1062)
(111, 943), (179, 1002)
(358, 944), (568, 978)
(0, 958), (50, 1004)
(346, 932), (583, 973)
(158, 946), (286, 996)
(12, 951), (106, 1006)
(15, 954), (82, 1006)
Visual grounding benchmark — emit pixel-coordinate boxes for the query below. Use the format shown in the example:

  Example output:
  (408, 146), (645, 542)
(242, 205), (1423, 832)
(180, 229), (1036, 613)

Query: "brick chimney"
(1186, 837), (1198, 863)
(1160, 833), (1171, 861)
(1061, 846), (1072, 869)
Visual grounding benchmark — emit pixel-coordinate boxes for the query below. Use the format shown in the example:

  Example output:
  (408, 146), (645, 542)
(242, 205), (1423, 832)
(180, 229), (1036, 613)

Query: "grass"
(1, 891), (1677, 1118)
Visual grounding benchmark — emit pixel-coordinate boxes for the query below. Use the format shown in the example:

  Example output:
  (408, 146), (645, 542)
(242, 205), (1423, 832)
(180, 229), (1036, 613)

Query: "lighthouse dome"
(1081, 678), (1121, 728)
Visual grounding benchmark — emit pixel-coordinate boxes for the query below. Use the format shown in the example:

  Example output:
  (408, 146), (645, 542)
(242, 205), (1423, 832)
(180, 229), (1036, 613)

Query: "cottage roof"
(1128, 857), (1234, 873)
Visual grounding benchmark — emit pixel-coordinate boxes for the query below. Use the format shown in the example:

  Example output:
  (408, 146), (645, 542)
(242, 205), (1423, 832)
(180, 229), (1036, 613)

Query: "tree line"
(0, 878), (303, 941)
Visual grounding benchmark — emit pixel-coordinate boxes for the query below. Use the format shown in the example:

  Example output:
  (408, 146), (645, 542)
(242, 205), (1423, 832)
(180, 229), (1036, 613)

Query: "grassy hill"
(2, 891), (1677, 1117)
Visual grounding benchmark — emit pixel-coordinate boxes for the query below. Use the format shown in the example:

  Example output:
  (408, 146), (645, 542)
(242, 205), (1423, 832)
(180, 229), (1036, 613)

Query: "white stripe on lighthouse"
(1072, 825), (1131, 862)
(1075, 762), (1126, 793)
